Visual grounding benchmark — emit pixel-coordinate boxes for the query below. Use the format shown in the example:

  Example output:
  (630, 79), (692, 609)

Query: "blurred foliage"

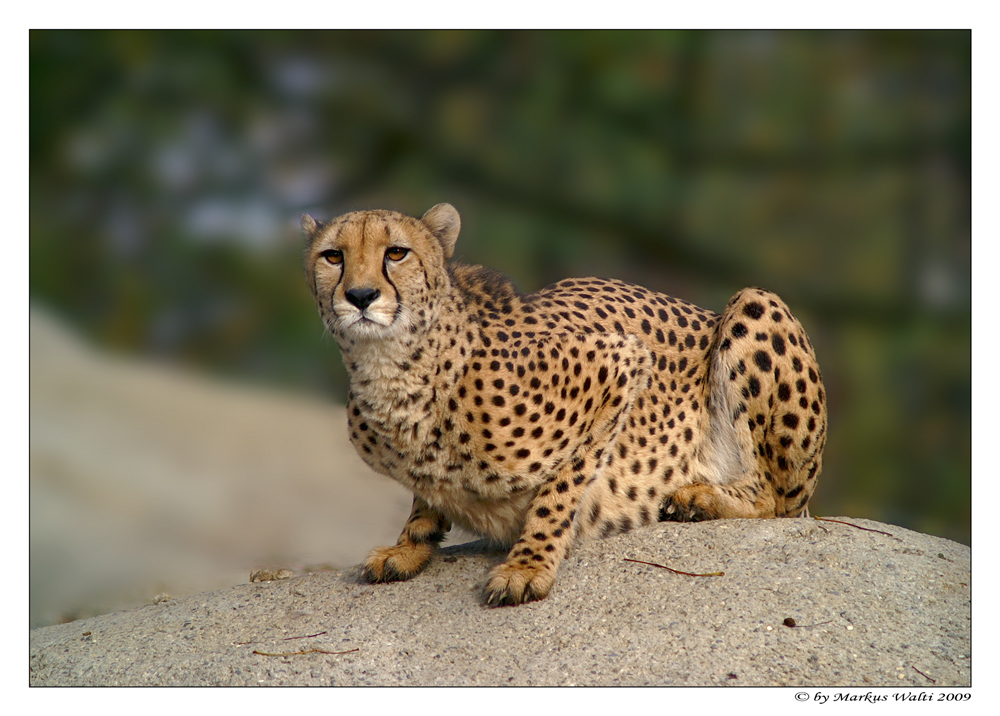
(30, 30), (970, 543)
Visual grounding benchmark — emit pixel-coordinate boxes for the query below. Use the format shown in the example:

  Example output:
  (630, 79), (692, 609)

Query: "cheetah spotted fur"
(302, 203), (827, 606)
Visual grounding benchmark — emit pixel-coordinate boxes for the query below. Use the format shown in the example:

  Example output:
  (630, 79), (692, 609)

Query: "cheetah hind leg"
(660, 287), (824, 522)
(658, 476), (776, 522)
(659, 460), (816, 521)
(361, 496), (451, 583)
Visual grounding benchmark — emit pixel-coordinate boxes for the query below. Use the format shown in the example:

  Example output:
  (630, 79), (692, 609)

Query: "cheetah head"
(302, 203), (460, 343)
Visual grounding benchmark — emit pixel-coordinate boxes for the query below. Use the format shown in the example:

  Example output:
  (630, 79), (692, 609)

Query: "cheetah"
(302, 203), (827, 606)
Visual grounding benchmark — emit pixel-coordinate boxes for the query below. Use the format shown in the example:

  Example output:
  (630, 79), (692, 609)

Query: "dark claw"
(658, 497), (712, 522)
(482, 581), (546, 607)
(361, 560), (419, 584)
(483, 588), (515, 608)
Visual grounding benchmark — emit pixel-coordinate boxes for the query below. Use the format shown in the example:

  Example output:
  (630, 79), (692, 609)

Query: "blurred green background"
(30, 30), (970, 544)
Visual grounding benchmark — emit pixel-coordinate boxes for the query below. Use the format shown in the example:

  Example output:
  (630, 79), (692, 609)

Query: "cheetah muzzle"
(303, 203), (827, 606)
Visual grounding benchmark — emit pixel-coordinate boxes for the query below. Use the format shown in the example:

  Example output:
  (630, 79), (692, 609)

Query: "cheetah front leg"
(483, 451), (599, 606)
(481, 331), (650, 606)
(482, 334), (649, 605)
(362, 495), (451, 583)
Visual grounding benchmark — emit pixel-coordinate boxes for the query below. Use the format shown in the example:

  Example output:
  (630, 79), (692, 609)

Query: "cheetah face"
(302, 204), (461, 343)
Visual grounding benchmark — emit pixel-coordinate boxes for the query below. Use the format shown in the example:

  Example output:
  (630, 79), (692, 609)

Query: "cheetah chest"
(349, 409), (539, 543)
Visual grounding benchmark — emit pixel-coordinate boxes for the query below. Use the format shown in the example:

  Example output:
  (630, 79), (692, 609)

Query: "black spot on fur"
(753, 350), (772, 372)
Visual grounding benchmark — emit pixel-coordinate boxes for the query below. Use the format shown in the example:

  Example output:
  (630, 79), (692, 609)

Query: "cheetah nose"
(345, 287), (381, 311)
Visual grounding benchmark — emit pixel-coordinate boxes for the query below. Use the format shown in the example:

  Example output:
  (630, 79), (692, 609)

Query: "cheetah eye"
(386, 247), (409, 262)
(320, 249), (343, 265)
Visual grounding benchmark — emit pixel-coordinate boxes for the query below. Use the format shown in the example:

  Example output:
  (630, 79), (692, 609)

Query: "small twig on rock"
(624, 558), (723, 577)
(253, 647), (359, 657)
(813, 516), (896, 537)
(282, 630), (328, 641)
(235, 630), (329, 646)
(912, 666), (936, 683)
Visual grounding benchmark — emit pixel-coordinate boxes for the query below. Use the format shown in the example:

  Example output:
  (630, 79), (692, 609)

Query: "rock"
(29, 517), (970, 686)
(29, 307), (423, 628)
(249, 569), (294, 583)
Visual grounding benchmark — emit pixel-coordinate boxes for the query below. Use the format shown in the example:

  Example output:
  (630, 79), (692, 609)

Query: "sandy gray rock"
(29, 308), (445, 627)
(29, 517), (970, 687)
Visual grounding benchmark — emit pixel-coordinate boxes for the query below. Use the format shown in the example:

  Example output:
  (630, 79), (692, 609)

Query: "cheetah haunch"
(303, 203), (827, 606)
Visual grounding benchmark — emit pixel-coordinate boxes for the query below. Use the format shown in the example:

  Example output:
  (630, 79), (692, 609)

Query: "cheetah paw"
(482, 561), (556, 607)
(361, 543), (435, 583)
(658, 485), (720, 522)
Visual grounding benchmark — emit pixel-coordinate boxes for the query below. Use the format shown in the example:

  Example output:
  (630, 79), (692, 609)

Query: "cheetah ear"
(421, 203), (460, 261)
(301, 213), (320, 239)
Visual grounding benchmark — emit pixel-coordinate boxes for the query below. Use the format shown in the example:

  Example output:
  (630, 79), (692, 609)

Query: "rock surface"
(29, 308), (442, 627)
(29, 517), (970, 687)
